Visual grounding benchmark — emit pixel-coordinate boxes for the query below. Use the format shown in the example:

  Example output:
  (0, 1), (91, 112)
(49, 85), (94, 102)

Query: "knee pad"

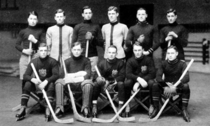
(81, 79), (93, 88)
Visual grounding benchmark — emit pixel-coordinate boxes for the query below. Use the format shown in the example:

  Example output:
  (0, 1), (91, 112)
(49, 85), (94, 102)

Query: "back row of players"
(15, 6), (190, 122)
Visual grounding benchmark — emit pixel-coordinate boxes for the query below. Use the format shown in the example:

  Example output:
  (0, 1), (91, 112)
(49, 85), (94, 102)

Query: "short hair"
(167, 45), (178, 52)
(55, 9), (65, 16)
(71, 42), (82, 49)
(108, 6), (118, 13)
(137, 7), (147, 14)
(167, 8), (177, 15)
(108, 45), (117, 52)
(133, 41), (143, 48)
(82, 6), (92, 13)
(38, 43), (47, 48)
(28, 11), (38, 18)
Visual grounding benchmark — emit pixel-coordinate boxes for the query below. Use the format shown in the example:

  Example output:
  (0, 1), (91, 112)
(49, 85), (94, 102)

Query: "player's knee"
(124, 79), (133, 88)
(81, 79), (93, 88)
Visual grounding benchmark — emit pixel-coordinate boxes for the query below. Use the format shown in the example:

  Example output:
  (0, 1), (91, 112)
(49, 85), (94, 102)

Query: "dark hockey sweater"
(97, 58), (125, 82)
(72, 20), (104, 57)
(65, 56), (91, 80)
(126, 56), (156, 81)
(156, 59), (189, 85)
(160, 22), (188, 60)
(16, 26), (45, 52)
(24, 56), (59, 83)
(126, 21), (159, 53)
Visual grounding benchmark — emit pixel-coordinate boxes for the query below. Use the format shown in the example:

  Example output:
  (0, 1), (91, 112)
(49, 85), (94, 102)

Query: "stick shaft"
(85, 40), (89, 58)
(28, 41), (32, 63)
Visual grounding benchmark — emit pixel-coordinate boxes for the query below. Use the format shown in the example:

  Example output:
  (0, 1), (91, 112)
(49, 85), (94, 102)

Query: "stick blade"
(119, 116), (136, 122)
(55, 118), (74, 124)
(74, 114), (92, 123)
(92, 118), (114, 123)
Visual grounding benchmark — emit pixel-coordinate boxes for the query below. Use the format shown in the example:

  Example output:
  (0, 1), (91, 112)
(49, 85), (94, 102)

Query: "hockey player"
(55, 42), (93, 118)
(160, 8), (188, 60)
(152, 46), (191, 122)
(15, 43), (59, 121)
(15, 11), (45, 92)
(102, 6), (128, 60)
(124, 42), (156, 117)
(92, 45), (125, 117)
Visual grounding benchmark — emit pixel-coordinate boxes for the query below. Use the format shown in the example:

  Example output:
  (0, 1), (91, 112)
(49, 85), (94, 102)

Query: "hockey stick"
(28, 41), (32, 63)
(85, 40), (89, 58)
(139, 59), (194, 122)
(62, 57), (91, 123)
(162, 40), (171, 80)
(105, 90), (136, 122)
(31, 63), (74, 123)
(92, 88), (140, 123)
(94, 65), (135, 122)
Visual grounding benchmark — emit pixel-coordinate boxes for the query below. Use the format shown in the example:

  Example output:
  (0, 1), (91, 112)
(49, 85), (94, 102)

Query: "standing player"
(46, 9), (73, 116)
(152, 46), (190, 122)
(55, 42), (93, 118)
(160, 8), (188, 60)
(15, 43), (59, 121)
(15, 11), (45, 91)
(92, 45), (125, 117)
(125, 8), (159, 59)
(124, 42), (156, 117)
(102, 6), (128, 60)
(72, 6), (104, 79)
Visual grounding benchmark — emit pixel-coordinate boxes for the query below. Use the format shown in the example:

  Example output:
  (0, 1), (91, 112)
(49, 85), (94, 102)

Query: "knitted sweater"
(126, 22), (159, 54)
(126, 55), (156, 81)
(156, 59), (189, 86)
(160, 22), (188, 60)
(24, 56), (59, 84)
(97, 58), (125, 82)
(72, 20), (104, 57)
(46, 24), (73, 61)
(16, 26), (45, 53)
(65, 56), (91, 80)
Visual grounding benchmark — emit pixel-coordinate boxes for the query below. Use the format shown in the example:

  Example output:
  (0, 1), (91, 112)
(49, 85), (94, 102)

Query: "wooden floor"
(0, 72), (209, 126)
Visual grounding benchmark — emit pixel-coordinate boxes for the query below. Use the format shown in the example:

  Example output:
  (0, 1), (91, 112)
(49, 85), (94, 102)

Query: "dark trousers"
(92, 81), (125, 102)
(124, 79), (155, 103)
(21, 81), (55, 106)
(152, 82), (190, 108)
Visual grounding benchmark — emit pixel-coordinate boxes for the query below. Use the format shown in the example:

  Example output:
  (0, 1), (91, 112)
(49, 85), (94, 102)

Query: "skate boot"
(16, 106), (26, 121)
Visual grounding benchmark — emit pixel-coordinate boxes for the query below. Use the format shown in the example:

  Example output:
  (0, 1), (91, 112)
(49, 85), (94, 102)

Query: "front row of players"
(16, 42), (191, 122)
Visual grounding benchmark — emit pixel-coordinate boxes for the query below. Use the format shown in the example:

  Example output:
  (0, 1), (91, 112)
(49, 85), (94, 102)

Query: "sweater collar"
(39, 55), (49, 61)
(28, 25), (37, 29)
(56, 23), (65, 27)
(167, 58), (179, 65)
(135, 55), (144, 62)
(137, 21), (148, 26)
(169, 21), (178, 27)
(107, 58), (117, 64)
(72, 55), (83, 60)
(83, 20), (92, 24)
(110, 21), (118, 26)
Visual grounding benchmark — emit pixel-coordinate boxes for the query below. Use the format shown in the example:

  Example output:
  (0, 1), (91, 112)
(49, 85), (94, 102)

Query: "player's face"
(167, 12), (177, 24)
(28, 14), (38, 27)
(107, 47), (117, 60)
(108, 10), (118, 23)
(133, 45), (143, 58)
(82, 9), (93, 20)
(167, 48), (178, 61)
(54, 13), (66, 24)
(136, 9), (147, 22)
(39, 47), (48, 58)
(71, 45), (83, 57)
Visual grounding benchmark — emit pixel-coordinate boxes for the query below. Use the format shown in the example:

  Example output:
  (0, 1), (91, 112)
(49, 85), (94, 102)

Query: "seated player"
(124, 42), (156, 117)
(55, 42), (93, 118)
(15, 43), (59, 121)
(92, 45), (125, 117)
(152, 46), (191, 122)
